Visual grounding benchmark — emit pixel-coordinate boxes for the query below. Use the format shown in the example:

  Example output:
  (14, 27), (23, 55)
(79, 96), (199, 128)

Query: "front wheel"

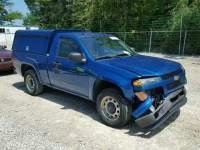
(24, 70), (44, 96)
(96, 88), (132, 127)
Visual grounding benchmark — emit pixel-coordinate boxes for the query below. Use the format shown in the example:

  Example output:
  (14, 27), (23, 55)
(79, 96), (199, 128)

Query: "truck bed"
(14, 51), (50, 85)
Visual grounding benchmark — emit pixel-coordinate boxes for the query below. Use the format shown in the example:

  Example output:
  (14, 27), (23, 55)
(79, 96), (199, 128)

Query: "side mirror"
(69, 52), (86, 64)
(2, 45), (7, 49)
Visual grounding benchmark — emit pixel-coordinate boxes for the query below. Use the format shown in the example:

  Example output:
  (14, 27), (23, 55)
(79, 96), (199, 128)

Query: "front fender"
(88, 60), (141, 102)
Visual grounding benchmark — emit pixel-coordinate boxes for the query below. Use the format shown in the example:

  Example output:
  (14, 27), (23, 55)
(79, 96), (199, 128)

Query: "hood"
(0, 50), (12, 58)
(100, 55), (181, 77)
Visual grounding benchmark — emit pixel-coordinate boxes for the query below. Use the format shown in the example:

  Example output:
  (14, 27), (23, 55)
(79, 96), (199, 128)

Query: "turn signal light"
(135, 91), (148, 101)
(133, 80), (142, 86)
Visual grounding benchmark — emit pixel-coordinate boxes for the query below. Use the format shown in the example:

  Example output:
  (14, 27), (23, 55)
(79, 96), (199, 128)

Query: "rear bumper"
(134, 87), (187, 130)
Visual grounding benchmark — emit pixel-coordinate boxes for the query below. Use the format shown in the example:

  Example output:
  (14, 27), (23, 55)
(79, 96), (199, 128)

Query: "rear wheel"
(24, 70), (43, 95)
(96, 88), (132, 127)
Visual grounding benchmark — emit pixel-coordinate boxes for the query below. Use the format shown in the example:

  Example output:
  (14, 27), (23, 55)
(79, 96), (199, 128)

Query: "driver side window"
(57, 37), (82, 59)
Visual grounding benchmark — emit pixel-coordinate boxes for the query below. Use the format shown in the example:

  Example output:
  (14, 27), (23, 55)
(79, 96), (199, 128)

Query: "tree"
(168, 0), (200, 30)
(23, 13), (39, 26)
(24, 0), (72, 29)
(24, 0), (200, 31)
(24, 0), (200, 55)
(0, 0), (23, 25)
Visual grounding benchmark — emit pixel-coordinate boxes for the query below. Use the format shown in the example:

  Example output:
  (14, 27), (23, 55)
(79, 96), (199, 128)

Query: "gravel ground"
(0, 53), (200, 150)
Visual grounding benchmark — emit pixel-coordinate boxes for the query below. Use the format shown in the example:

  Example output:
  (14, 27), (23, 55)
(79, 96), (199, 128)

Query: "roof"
(62, 32), (112, 38)
(15, 30), (53, 37)
(15, 30), (111, 38)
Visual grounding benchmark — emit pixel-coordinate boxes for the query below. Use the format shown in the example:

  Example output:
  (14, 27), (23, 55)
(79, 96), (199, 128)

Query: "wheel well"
(21, 64), (34, 76)
(93, 80), (124, 101)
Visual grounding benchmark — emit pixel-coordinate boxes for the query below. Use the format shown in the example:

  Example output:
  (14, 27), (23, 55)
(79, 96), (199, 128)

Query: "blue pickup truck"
(13, 30), (187, 130)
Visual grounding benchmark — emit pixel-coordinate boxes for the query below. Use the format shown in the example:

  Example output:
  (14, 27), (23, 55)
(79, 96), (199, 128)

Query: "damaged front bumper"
(132, 87), (187, 130)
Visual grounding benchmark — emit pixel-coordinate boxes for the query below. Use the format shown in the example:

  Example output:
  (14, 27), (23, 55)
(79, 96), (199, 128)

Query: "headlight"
(133, 77), (159, 87)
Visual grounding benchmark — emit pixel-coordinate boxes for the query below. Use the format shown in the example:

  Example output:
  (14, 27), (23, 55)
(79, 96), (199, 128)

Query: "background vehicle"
(0, 45), (14, 71)
(13, 30), (187, 130)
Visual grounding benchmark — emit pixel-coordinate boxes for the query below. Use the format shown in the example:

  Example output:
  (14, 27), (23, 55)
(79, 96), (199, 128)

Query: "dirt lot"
(0, 53), (200, 150)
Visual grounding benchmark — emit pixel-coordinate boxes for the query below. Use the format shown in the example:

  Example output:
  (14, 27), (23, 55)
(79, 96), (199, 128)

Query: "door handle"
(53, 61), (61, 67)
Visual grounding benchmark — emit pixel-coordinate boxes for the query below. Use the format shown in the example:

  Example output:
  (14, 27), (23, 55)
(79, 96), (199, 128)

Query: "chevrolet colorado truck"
(13, 30), (187, 130)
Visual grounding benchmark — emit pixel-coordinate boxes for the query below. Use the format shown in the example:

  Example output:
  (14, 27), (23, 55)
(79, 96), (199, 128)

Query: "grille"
(160, 68), (183, 80)
(166, 77), (185, 90)
(0, 58), (12, 63)
(146, 86), (164, 95)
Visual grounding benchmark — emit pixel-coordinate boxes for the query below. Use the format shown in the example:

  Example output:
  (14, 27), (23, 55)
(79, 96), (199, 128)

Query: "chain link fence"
(105, 30), (200, 55)
(1, 31), (199, 55)
(1, 13), (200, 55)
(33, 14), (200, 56)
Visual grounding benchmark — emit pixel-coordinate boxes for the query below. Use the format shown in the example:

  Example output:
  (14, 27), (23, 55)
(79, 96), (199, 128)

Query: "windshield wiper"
(114, 53), (130, 58)
(96, 56), (114, 60)
(96, 53), (131, 60)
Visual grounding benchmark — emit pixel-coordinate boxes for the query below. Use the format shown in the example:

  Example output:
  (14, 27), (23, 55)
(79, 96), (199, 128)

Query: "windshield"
(0, 45), (3, 50)
(81, 36), (137, 60)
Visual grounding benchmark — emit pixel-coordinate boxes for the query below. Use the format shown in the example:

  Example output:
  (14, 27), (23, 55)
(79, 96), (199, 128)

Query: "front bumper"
(134, 87), (187, 130)
(0, 61), (14, 71)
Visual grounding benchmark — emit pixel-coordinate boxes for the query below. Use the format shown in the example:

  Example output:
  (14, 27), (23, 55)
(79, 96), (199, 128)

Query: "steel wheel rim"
(26, 75), (35, 92)
(101, 96), (120, 120)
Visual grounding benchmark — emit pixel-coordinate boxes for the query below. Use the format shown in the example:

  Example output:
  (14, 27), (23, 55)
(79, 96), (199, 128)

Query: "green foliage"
(169, 0), (200, 30)
(24, 0), (184, 31)
(24, 0), (200, 55)
(24, 0), (71, 29)
(3, 12), (23, 21)
(0, 0), (23, 25)
(23, 13), (38, 26)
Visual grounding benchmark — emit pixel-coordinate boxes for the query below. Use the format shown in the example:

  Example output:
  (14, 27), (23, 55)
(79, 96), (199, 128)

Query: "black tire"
(24, 69), (43, 96)
(96, 88), (132, 127)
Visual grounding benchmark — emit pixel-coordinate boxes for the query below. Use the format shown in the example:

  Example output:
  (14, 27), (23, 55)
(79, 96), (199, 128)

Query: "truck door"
(48, 36), (89, 98)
